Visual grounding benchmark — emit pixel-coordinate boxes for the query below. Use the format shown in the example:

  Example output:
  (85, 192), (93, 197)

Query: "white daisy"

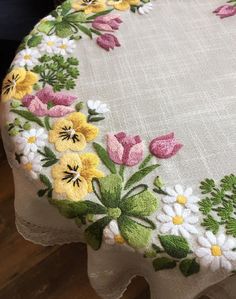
(103, 220), (125, 245)
(157, 203), (199, 238)
(15, 128), (47, 155)
(138, 2), (153, 15)
(55, 38), (76, 56)
(87, 100), (110, 114)
(21, 152), (42, 179)
(195, 231), (236, 272)
(14, 48), (40, 68)
(163, 184), (199, 213)
(39, 36), (60, 54)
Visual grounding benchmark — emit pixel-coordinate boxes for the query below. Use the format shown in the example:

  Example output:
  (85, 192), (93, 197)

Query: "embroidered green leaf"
(77, 24), (92, 39)
(93, 143), (116, 174)
(37, 189), (48, 197)
(66, 12), (87, 23)
(201, 215), (219, 234)
(93, 175), (122, 208)
(38, 20), (56, 34)
(220, 174), (236, 191)
(158, 235), (190, 259)
(49, 199), (107, 218)
(211, 189), (225, 205)
(139, 154), (153, 169)
(38, 146), (58, 167)
(119, 189), (158, 217)
(124, 164), (160, 190)
(85, 216), (111, 250)
(27, 35), (43, 47)
(39, 174), (52, 189)
(199, 198), (212, 215)
(153, 257), (176, 271)
(10, 109), (44, 127)
(44, 116), (52, 130)
(56, 21), (73, 38)
(200, 178), (215, 194)
(88, 116), (105, 122)
(179, 259), (200, 277)
(60, 0), (72, 15)
(118, 215), (152, 249)
(86, 9), (114, 20)
(217, 201), (233, 221)
(226, 218), (236, 237)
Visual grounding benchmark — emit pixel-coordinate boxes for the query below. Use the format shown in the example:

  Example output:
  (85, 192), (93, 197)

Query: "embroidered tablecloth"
(1, 0), (236, 298)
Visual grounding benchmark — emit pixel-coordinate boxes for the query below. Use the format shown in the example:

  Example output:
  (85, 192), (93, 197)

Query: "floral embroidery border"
(1, 0), (236, 278)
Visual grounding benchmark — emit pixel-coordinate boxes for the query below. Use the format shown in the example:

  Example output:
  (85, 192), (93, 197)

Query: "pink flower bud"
(213, 5), (236, 18)
(107, 132), (144, 166)
(97, 33), (121, 51)
(92, 15), (122, 31)
(149, 132), (183, 159)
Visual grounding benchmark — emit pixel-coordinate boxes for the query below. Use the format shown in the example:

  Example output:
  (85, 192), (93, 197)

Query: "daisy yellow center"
(24, 54), (32, 60)
(114, 234), (125, 244)
(211, 245), (222, 257)
(47, 41), (55, 46)
(177, 195), (187, 205)
(60, 44), (68, 49)
(23, 163), (33, 171)
(172, 215), (184, 225)
(28, 136), (36, 144)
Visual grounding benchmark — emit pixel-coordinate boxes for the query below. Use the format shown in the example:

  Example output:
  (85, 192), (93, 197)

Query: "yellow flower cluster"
(71, 0), (140, 12)
(49, 112), (103, 201)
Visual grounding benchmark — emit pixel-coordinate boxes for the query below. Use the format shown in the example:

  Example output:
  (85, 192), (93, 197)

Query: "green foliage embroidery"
(179, 258), (200, 277)
(33, 55), (79, 91)
(10, 109), (44, 127)
(153, 257), (177, 271)
(38, 174), (53, 198)
(38, 146), (59, 167)
(6, 117), (31, 136)
(93, 142), (117, 174)
(199, 174), (236, 236)
(158, 235), (190, 259)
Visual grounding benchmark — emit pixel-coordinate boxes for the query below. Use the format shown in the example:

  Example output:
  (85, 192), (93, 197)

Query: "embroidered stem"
(119, 165), (125, 180)
(139, 153), (153, 169)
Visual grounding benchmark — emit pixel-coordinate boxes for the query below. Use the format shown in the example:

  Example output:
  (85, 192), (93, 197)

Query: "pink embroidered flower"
(149, 132), (183, 159)
(107, 132), (144, 166)
(92, 15), (122, 31)
(22, 85), (76, 117)
(213, 4), (236, 18)
(97, 34), (121, 51)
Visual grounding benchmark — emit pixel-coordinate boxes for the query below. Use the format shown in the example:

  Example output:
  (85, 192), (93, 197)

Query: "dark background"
(0, 0), (55, 82)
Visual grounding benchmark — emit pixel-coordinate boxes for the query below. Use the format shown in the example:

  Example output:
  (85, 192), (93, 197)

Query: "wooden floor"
(0, 140), (150, 299)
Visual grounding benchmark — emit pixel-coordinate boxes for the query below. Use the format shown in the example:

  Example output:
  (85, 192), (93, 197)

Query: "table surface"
(0, 140), (150, 299)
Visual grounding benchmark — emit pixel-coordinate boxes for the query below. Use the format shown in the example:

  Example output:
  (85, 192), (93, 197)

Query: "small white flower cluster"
(138, 2), (153, 15)
(157, 184), (236, 272)
(15, 128), (47, 179)
(13, 36), (76, 68)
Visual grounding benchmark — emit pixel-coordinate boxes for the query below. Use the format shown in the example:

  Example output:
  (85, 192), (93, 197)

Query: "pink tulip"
(92, 15), (122, 31)
(107, 132), (144, 166)
(149, 132), (183, 159)
(97, 33), (121, 51)
(213, 4), (236, 18)
(22, 85), (76, 117)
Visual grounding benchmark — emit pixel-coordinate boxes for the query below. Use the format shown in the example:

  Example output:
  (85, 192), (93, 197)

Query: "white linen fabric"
(1, 0), (236, 298)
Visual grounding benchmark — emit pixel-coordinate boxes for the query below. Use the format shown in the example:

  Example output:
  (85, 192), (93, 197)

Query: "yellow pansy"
(49, 112), (99, 152)
(72, 0), (107, 14)
(1, 68), (38, 102)
(107, 0), (140, 10)
(52, 152), (104, 201)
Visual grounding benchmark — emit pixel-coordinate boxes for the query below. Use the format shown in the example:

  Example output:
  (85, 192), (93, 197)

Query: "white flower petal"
(217, 234), (226, 246)
(175, 184), (184, 194)
(165, 187), (177, 196)
(195, 248), (211, 258)
(186, 216), (198, 224)
(160, 222), (172, 234)
(157, 214), (172, 223)
(163, 205), (175, 217)
(186, 203), (199, 213)
(162, 196), (175, 203)
(201, 255), (214, 267)
(171, 226), (179, 236)
(222, 238), (236, 250)
(183, 223), (198, 234)
(198, 236), (211, 248)
(109, 220), (119, 235)
(220, 256), (232, 271)
(184, 187), (193, 196)
(179, 226), (190, 239)
(173, 203), (183, 216)
(206, 231), (217, 245)
(223, 251), (236, 261)
(210, 256), (220, 272)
